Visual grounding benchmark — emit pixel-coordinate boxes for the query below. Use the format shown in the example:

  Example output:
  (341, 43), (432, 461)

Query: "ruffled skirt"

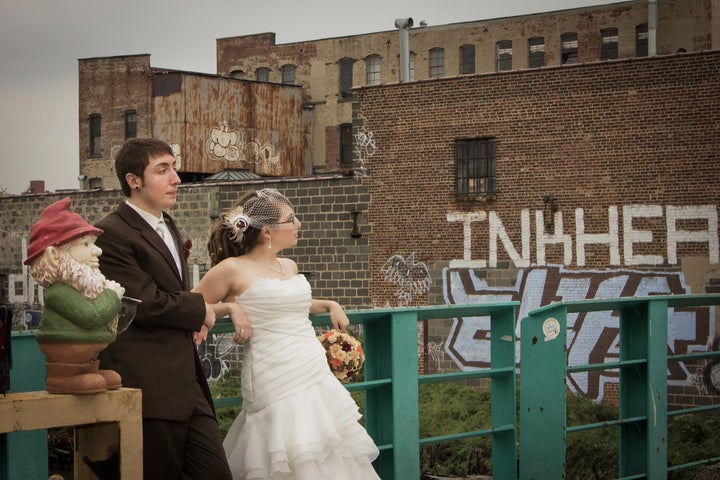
(223, 372), (380, 480)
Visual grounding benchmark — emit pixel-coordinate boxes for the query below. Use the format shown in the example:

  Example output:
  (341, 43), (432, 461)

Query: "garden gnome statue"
(25, 197), (126, 394)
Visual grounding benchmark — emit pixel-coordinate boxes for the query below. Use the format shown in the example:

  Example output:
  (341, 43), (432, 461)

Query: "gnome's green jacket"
(36, 282), (121, 343)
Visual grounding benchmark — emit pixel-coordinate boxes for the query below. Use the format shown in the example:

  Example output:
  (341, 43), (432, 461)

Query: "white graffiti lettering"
(448, 205), (719, 268)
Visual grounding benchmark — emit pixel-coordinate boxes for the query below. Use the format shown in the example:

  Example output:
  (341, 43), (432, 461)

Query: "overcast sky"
(0, 0), (608, 195)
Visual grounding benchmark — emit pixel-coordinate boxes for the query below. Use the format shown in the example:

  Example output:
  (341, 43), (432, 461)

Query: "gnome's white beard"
(56, 252), (111, 300)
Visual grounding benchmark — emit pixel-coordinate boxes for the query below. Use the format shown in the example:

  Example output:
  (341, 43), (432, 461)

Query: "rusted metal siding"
(152, 74), (306, 177)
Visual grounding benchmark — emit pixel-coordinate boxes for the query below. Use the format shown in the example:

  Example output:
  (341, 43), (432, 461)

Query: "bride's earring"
(268, 236), (272, 249)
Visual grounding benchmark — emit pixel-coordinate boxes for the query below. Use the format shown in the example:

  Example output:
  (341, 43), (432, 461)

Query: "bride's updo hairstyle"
(207, 188), (294, 266)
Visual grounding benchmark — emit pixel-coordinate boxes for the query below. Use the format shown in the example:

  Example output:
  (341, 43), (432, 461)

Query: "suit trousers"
(142, 386), (232, 480)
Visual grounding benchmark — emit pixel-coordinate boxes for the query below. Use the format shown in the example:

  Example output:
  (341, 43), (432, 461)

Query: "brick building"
(216, 0), (716, 174)
(78, 54), (310, 191)
(354, 50), (720, 405)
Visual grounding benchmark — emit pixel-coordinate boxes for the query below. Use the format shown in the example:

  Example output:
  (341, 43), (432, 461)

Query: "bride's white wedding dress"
(223, 275), (380, 479)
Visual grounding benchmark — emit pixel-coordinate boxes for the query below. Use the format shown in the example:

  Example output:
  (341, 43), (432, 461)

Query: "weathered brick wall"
(0, 176), (370, 324)
(356, 51), (720, 302)
(78, 55), (154, 190)
(355, 51), (720, 406)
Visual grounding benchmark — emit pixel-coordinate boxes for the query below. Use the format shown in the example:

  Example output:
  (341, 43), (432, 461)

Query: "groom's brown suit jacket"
(95, 201), (214, 421)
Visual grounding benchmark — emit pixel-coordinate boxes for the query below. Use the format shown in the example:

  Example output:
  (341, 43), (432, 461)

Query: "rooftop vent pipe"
(395, 17), (414, 82)
(648, 0), (657, 56)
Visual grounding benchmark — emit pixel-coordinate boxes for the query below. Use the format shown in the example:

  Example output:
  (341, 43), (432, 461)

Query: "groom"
(94, 137), (232, 480)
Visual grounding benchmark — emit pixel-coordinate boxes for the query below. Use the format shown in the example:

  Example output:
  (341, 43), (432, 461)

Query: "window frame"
(528, 36), (545, 68)
(365, 54), (381, 86)
(459, 44), (476, 74)
(256, 67), (270, 82)
(339, 57), (354, 98)
(496, 40), (513, 72)
(455, 138), (497, 198)
(89, 114), (101, 157)
(281, 64), (295, 85)
(124, 109), (137, 139)
(636, 23), (648, 57)
(561, 32), (579, 64)
(340, 123), (354, 166)
(601, 27), (619, 60)
(429, 48), (445, 78)
(409, 52), (416, 81)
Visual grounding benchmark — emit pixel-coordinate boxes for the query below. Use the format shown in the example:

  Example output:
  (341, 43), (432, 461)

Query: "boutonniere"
(183, 238), (192, 260)
(178, 229), (192, 260)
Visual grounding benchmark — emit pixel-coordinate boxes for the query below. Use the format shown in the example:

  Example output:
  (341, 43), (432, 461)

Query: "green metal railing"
(212, 302), (520, 479)
(519, 294), (720, 480)
(5, 295), (719, 479)
(1, 331), (48, 480)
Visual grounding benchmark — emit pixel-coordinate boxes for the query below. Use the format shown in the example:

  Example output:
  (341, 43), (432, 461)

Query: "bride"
(193, 188), (380, 480)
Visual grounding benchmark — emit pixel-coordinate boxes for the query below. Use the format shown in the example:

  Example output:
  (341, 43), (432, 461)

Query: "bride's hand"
(229, 303), (252, 343)
(329, 302), (350, 331)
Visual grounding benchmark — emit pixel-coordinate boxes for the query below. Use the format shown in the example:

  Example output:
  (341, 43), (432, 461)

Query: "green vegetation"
(209, 375), (243, 438)
(419, 382), (493, 476)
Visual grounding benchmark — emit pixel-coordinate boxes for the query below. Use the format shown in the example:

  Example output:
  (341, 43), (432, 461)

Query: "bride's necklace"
(252, 257), (284, 274)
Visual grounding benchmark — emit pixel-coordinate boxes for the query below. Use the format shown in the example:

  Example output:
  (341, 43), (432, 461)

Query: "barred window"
(528, 37), (545, 68)
(601, 28), (619, 60)
(456, 138), (496, 197)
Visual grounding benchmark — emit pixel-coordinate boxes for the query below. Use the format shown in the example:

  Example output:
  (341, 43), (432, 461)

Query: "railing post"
(618, 302), (648, 475)
(619, 299), (668, 477)
(646, 299), (669, 479)
(490, 305), (518, 480)
(361, 310), (420, 479)
(519, 304), (568, 480)
(390, 310), (420, 479)
(362, 313), (394, 479)
(2, 332), (48, 480)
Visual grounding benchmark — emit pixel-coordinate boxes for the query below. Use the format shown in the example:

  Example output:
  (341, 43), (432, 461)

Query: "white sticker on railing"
(543, 318), (561, 342)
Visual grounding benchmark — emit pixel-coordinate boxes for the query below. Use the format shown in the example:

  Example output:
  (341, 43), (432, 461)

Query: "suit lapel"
(163, 214), (190, 288)
(117, 203), (184, 284)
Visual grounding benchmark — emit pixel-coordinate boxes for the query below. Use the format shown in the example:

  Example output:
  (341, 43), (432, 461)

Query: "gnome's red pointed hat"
(24, 197), (103, 265)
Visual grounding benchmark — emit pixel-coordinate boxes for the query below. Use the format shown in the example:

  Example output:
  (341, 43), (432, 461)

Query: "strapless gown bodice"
(223, 275), (380, 480)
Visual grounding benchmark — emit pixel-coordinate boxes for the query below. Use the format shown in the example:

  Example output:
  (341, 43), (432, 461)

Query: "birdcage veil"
(221, 188), (293, 243)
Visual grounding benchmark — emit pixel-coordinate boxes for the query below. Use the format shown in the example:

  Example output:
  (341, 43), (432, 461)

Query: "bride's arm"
(193, 260), (252, 343)
(311, 299), (349, 331)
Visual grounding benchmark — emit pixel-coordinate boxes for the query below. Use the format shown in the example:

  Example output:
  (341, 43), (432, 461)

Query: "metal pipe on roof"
(648, 0), (658, 56)
(395, 18), (414, 82)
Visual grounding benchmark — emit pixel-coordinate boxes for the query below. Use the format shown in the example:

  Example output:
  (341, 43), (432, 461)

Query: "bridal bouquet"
(317, 329), (365, 382)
